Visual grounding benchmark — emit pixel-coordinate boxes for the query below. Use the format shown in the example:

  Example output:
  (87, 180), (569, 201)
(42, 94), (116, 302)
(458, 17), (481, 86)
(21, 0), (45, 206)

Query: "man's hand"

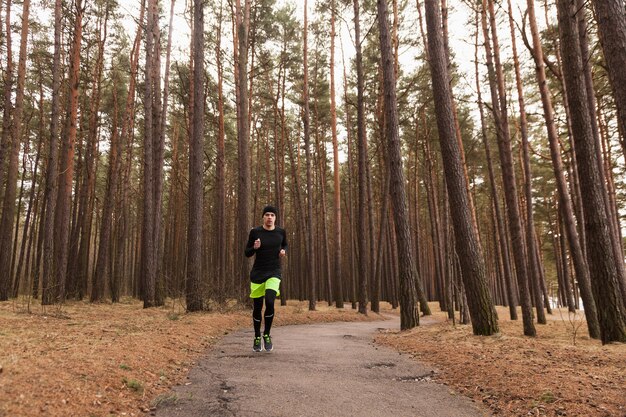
(279, 249), (286, 258)
(253, 238), (261, 250)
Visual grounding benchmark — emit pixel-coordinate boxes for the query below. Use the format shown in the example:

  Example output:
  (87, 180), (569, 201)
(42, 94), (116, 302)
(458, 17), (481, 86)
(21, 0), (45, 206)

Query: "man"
(245, 205), (287, 352)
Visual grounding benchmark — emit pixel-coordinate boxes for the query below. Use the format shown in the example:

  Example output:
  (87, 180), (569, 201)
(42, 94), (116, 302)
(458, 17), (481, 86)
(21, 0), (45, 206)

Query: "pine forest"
(1, 0), (626, 340)
(2, 0), (626, 415)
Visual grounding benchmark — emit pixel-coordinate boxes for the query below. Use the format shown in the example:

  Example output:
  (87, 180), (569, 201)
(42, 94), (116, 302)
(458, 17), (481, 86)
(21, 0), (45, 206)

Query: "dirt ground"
(376, 306), (626, 417)
(1, 298), (624, 417)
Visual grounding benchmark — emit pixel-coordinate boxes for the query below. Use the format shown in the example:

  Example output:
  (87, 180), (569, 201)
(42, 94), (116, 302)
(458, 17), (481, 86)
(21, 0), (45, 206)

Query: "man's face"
(263, 212), (276, 227)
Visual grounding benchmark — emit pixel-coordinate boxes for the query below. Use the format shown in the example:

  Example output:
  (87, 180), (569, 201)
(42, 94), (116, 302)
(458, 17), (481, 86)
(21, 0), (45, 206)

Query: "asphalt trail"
(156, 315), (488, 417)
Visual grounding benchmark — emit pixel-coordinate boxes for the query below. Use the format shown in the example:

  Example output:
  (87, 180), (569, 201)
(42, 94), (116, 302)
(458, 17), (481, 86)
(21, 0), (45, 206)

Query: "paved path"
(156, 316), (488, 417)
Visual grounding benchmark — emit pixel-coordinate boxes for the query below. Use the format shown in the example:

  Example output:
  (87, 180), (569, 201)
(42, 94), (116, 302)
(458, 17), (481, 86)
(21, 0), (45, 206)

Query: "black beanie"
(262, 205), (278, 216)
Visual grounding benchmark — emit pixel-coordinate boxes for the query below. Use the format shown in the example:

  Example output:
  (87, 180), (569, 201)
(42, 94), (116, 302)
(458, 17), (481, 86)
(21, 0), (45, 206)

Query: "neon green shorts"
(250, 277), (281, 298)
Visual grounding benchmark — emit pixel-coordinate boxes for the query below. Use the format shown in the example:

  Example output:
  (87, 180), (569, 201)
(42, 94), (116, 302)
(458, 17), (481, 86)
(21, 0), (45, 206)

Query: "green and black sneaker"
(253, 336), (262, 352)
(263, 334), (273, 352)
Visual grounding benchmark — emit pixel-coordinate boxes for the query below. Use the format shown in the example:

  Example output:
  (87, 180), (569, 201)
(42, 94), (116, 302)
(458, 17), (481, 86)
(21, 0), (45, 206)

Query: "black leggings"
(252, 289), (276, 337)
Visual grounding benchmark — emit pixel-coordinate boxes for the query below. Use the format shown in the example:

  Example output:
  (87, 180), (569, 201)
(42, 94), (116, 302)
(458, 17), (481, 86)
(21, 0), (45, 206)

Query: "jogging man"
(245, 205), (287, 352)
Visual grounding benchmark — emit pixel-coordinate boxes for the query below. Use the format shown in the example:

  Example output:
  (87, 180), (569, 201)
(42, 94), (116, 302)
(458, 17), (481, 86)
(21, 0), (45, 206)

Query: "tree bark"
(303, 0), (317, 311)
(41, 0), (63, 305)
(503, 0), (546, 322)
(588, 0), (626, 302)
(53, 0), (83, 303)
(186, 0), (205, 311)
(525, 0), (601, 338)
(425, 0), (499, 335)
(215, 0), (227, 302)
(74, 3), (109, 300)
(423, 135), (446, 313)
(354, 0), (368, 315)
(13, 80), (45, 296)
(380, 0), (420, 330)
(557, 203), (576, 312)
(0, 0), (12, 209)
(330, 0), (343, 309)
(314, 119), (333, 306)
(341, 40), (358, 309)
(474, 9), (517, 319)
(10, 138), (27, 291)
(0, 0), (29, 300)
(142, 0), (157, 307)
(96, 0), (143, 301)
(152, 0), (176, 306)
(481, 0), (536, 336)
(236, 0), (251, 301)
(557, 0), (626, 344)
(592, 0), (626, 161)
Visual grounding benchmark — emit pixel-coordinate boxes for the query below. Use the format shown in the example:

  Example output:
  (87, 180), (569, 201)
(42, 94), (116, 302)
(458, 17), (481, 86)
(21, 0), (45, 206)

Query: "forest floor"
(377, 305), (626, 417)
(0, 298), (624, 417)
(0, 297), (381, 417)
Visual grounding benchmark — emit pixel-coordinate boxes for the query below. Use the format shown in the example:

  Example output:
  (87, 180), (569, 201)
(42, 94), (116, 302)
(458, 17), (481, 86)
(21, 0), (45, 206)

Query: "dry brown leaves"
(376, 305), (626, 417)
(0, 298), (378, 417)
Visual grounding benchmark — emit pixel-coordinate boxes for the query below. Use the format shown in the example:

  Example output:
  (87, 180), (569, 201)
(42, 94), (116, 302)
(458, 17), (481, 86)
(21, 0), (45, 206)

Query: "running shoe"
(263, 334), (273, 352)
(253, 336), (262, 352)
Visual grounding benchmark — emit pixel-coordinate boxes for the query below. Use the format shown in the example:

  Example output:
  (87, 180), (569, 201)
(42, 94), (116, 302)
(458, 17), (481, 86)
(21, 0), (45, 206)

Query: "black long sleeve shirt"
(245, 226), (288, 283)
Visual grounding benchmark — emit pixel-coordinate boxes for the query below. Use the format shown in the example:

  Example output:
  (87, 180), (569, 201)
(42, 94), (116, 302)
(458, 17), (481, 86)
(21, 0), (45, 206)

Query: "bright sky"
(113, 0), (553, 107)
(20, 0), (552, 163)
(18, 0), (553, 114)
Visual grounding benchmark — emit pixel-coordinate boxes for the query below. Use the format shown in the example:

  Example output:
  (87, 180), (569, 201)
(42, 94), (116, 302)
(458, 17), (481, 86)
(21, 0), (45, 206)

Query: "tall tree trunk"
(74, 4), (109, 300)
(0, 0), (29, 300)
(341, 39), (357, 309)
(592, 0), (626, 160)
(0, 0), (12, 208)
(425, 0), (499, 335)
(151, 14), (164, 306)
(371, 70), (385, 314)
(376, 0), (423, 328)
(503, 0), (546, 322)
(474, 11), (517, 319)
(236, 0), (252, 300)
(374, 173), (390, 311)
(111, 0), (144, 302)
(423, 135), (446, 312)
(481, 0), (535, 336)
(557, 0), (626, 344)
(93, 92), (119, 302)
(187, 0), (205, 311)
(53, 0), (82, 303)
(311, 64), (332, 305)
(142, 0), (157, 307)
(526, 0), (601, 338)
(10, 141), (27, 288)
(588, 0), (626, 302)
(354, 0), (368, 315)
(492, 0), (546, 324)
(278, 46), (288, 306)
(557, 203), (576, 312)
(303, 0), (316, 311)
(93, 88), (120, 302)
(23, 189), (42, 297)
(33, 194), (46, 299)
(215, 0), (227, 301)
(13, 82), (45, 296)
(41, 0), (63, 306)
(152, 0), (176, 306)
(441, 0), (481, 240)
(330, 0), (343, 308)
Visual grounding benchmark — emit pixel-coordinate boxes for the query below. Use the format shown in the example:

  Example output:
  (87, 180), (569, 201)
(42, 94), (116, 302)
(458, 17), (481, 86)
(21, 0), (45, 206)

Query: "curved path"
(156, 316), (488, 417)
